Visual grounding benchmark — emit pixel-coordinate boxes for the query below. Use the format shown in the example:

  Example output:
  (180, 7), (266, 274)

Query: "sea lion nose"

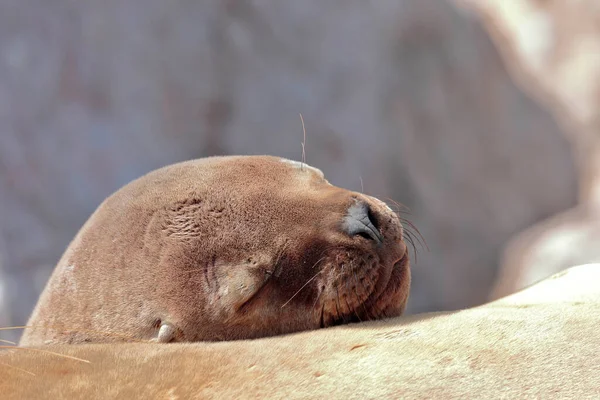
(342, 201), (383, 245)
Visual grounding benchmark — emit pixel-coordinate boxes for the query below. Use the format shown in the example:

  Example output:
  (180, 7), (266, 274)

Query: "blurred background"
(3, 0), (599, 342)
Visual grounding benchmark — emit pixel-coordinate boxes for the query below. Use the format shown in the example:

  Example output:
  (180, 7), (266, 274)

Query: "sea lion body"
(20, 156), (409, 345)
(4, 264), (599, 399)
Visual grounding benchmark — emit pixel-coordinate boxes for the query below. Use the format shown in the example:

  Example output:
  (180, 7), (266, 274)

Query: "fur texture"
(3, 264), (599, 399)
(19, 156), (409, 344)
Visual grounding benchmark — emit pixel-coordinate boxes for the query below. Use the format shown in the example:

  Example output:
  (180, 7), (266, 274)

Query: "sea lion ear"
(212, 257), (271, 312)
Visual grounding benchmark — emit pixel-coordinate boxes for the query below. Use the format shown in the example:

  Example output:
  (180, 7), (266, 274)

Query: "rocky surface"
(456, 0), (600, 298)
(0, 0), (576, 341)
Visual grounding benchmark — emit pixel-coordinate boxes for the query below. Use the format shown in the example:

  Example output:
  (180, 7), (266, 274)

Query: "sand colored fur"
(3, 264), (599, 399)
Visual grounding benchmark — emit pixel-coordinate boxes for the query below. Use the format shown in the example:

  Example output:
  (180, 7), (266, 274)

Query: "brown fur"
(2, 264), (599, 399)
(19, 156), (409, 345)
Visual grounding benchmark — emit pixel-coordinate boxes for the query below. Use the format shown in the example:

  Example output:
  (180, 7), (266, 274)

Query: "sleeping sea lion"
(19, 156), (410, 345)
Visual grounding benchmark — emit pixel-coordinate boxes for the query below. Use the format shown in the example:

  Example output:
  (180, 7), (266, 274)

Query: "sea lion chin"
(19, 155), (410, 345)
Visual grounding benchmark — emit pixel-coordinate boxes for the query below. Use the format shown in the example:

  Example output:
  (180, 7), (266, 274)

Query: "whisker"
(403, 227), (422, 262)
(310, 256), (328, 269)
(383, 206), (423, 260)
(403, 233), (418, 263)
(0, 346), (90, 363)
(281, 270), (323, 308)
(0, 325), (149, 343)
(300, 113), (306, 171)
(384, 198), (428, 252)
(385, 197), (412, 214)
(0, 361), (36, 376)
(403, 220), (428, 251)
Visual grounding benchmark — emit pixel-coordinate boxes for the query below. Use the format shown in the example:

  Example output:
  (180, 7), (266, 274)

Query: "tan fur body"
(3, 264), (599, 399)
(20, 156), (409, 345)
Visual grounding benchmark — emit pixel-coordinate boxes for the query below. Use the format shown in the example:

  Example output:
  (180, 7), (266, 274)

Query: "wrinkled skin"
(20, 156), (409, 345)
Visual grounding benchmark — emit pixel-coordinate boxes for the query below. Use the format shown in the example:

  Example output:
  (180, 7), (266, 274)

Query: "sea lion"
(3, 264), (599, 399)
(19, 155), (410, 345)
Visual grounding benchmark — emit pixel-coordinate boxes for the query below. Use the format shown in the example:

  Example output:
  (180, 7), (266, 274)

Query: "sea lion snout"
(313, 193), (410, 327)
(342, 201), (384, 245)
(343, 196), (407, 260)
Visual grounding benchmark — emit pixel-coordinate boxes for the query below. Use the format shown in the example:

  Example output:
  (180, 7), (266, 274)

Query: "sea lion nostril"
(342, 202), (384, 245)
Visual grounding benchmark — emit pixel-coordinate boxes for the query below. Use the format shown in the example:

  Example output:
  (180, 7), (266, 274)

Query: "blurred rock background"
(0, 0), (578, 341)
(458, 0), (600, 299)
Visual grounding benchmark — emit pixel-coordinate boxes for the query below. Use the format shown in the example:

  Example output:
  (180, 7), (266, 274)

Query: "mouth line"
(320, 252), (409, 327)
(363, 252), (407, 305)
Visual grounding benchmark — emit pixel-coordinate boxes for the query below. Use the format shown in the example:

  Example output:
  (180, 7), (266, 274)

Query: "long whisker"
(0, 325), (149, 343)
(398, 217), (426, 249)
(403, 232), (418, 261)
(281, 270), (323, 308)
(300, 113), (306, 171)
(385, 197), (412, 213)
(0, 361), (36, 376)
(384, 209), (420, 262)
(0, 346), (90, 363)
(310, 256), (328, 269)
(403, 219), (428, 251)
(383, 197), (428, 252)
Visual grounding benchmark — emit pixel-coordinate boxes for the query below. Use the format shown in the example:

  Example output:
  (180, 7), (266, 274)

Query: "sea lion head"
(20, 156), (410, 344)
